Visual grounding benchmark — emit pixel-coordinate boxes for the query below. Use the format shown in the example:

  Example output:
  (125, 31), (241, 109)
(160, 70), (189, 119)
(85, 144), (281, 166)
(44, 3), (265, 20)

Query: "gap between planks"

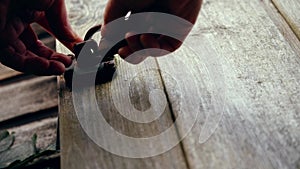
(261, 0), (300, 57)
(270, 0), (300, 41)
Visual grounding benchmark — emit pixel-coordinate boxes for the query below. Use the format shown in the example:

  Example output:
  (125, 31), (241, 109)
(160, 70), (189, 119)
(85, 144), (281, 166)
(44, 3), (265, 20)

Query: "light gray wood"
(8, 117), (58, 150)
(156, 0), (299, 169)
(0, 117), (58, 168)
(59, 59), (188, 169)
(58, 0), (188, 168)
(58, 0), (300, 169)
(0, 77), (58, 122)
(0, 64), (21, 81)
(271, 0), (300, 40)
(262, 0), (300, 57)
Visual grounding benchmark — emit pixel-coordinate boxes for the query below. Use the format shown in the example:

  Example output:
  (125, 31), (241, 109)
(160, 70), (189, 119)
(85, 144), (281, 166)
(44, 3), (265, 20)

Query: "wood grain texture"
(7, 117), (58, 150)
(0, 77), (58, 122)
(59, 59), (188, 169)
(58, 1), (187, 168)
(271, 0), (300, 40)
(0, 117), (58, 168)
(163, 0), (299, 169)
(262, 0), (300, 57)
(58, 0), (300, 168)
(0, 64), (21, 81)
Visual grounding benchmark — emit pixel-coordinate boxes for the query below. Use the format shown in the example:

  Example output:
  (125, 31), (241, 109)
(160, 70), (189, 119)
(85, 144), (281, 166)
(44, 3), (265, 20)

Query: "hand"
(102, 0), (202, 63)
(0, 0), (82, 75)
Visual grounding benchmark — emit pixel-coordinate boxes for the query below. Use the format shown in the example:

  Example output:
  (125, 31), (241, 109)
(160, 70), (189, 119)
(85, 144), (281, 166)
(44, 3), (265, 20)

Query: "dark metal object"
(63, 24), (126, 90)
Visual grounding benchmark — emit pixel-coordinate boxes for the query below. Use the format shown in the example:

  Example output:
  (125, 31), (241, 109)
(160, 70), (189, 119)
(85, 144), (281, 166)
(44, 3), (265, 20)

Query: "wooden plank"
(261, 0), (300, 57)
(7, 117), (58, 150)
(156, 0), (300, 169)
(0, 64), (21, 81)
(0, 117), (58, 168)
(58, 0), (188, 168)
(0, 77), (58, 122)
(59, 59), (188, 169)
(271, 0), (300, 40)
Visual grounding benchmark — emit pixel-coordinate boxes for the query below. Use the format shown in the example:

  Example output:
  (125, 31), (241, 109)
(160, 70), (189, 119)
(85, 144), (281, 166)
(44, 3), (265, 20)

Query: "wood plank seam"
(270, 0), (300, 42)
(261, 0), (300, 58)
(154, 58), (192, 169)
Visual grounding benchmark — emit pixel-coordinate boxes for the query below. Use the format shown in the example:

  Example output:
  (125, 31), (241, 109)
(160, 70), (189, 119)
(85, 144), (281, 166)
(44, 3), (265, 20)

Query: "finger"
(37, 0), (82, 51)
(101, 1), (128, 40)
(19, 26), (38, 49)
(1, 47), (65, 75)
(10, 39), (26, 54)
(140, 34), (164, 56)
(119, 45), (148, 64)
(103, 0), (128, 25)
(31, 41), (72, 67)
(125, 32), (143, 52)
(0, 17), (27, 46)
(0, 46), (25, 70)
(20, 26), (72, 67)
(140, 34), (160, 49)
(118, 46), (132, 59)
(158, 35), (182, 52)
(139, 34), (165, 57)
(0, 0), (9, 30)
(124, 51), (148, 65)
(24, 56), (65, 75)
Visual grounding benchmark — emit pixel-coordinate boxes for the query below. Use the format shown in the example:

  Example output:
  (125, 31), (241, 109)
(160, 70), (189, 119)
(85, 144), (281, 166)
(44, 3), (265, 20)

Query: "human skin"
(0, 0), (82, 75)
(0, 0), (202, 75)
(102, 0), (203, 60)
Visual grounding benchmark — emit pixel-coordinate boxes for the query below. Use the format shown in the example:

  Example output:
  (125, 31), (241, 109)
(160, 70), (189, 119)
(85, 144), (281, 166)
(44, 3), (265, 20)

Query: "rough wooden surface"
(0, 23), (57, 123)
(0, 77), (58, 122)
(8, 117), (58, 150)
(0, 117), (58, 168)
(176, 0), (300, 168)
(58, 0), (300, 168)
(59, 58), (188, 168)
(0, 64), (21, 81)
(261, 0), (300, 57)
(272, 0), (300, 40)
(0, 22), (59, 169)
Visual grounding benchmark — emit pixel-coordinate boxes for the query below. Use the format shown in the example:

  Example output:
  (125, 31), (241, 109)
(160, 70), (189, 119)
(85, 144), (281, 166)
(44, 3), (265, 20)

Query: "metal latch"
(63, 24), (126, 90)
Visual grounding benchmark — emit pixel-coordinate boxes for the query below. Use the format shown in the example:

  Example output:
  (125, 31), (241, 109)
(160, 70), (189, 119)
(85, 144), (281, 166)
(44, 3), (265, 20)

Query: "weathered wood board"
(271, 0), (300, 40)
(58, 0), (188, 168)
(7, 117), (58, 150)
(261, 0), (300, 57)
(58, 60), (188, 169)
(0, 77), (58, 122)
(0, 22), (58, 123)
(0, 117), (58, 168)
(0, 65), (21, 81)
(58, 0), (300, 169)
(169, 0), (300, 168)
